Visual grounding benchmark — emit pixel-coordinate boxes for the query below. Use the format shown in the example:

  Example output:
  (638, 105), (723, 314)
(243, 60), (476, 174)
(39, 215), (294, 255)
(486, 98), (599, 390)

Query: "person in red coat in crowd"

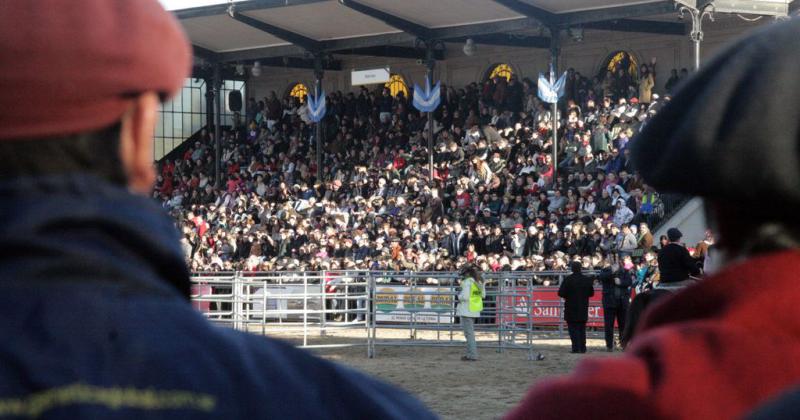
(507, 18), (800, 420)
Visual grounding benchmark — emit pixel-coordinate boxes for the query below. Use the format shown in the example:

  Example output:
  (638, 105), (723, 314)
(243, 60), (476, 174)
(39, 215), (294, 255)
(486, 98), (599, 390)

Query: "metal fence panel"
(190, 270), (605, 356)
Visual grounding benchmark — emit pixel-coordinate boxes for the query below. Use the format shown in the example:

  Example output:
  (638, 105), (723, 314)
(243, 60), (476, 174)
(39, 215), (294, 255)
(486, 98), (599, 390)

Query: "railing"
(155, 124), (231, 164)
(652, 193), (690, 232)
(190, 270), (604, 359)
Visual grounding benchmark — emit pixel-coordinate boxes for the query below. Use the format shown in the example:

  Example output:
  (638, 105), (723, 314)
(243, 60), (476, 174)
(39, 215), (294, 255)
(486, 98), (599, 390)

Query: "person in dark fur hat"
(508, 18), (800, 420)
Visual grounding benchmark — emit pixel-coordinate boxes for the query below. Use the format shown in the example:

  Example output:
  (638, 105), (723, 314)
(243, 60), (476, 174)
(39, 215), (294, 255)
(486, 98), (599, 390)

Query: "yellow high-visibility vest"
(469, 280), (483, 313)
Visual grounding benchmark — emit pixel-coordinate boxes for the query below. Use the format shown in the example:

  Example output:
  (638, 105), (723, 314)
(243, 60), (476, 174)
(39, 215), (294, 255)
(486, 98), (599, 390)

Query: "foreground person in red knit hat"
(0, 1), (434, 418)
(507, 17), (800, 420)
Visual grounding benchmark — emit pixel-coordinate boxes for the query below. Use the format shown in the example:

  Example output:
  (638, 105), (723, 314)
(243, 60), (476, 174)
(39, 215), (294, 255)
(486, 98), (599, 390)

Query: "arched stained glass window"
(384, 74), (409, 98)
(289, 83), (308, 103)
(488, 63), (513, 82)
(605, 51), (639, 80)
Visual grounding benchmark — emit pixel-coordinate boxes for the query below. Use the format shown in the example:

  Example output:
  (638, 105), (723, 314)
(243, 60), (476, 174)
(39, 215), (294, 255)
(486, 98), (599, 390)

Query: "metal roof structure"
(168, 0), (795, 188)
(173, 0), (793, 67)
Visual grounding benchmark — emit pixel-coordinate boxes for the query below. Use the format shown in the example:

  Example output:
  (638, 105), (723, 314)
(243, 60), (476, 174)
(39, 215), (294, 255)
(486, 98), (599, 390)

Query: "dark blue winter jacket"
(0, 174), (435, 419)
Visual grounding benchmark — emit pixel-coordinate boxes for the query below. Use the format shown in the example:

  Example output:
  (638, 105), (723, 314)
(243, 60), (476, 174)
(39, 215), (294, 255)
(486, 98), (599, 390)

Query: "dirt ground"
(270, 328), (612, 420)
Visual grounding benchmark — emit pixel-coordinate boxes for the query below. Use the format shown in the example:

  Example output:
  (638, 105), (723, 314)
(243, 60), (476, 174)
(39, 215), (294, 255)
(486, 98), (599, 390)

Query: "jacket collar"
(0, 174), (190, 299)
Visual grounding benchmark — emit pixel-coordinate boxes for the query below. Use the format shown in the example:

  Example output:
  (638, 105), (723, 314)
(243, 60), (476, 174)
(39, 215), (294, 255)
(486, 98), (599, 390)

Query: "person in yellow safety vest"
(640, 191), (657, 213)
(457, 265), (486, 361)
(639, 188), (660, 226)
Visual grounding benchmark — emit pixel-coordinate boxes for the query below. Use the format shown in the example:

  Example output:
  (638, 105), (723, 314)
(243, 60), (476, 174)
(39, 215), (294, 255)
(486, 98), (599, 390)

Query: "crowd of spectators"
(156, 60), (694, 285)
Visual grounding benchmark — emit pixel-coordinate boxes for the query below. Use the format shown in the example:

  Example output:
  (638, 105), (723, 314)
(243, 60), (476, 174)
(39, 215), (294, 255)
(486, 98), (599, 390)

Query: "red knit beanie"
(0, 0), (191, 140)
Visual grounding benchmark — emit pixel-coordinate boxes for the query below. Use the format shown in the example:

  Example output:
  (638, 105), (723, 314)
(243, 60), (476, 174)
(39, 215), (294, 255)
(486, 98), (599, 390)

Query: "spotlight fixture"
(251, 61), (262, 77)
(463, 38), (477, 56)
(568, 26), (584, 42)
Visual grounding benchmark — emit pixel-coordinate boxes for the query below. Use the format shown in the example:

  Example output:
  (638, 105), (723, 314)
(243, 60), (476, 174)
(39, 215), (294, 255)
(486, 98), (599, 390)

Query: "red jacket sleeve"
(506, 357), (658, 420)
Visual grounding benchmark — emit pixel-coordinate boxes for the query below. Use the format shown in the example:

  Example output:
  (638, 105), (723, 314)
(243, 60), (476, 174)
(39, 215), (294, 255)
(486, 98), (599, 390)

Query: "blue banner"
(412, 76), (441, 113)
(307, 88), (326, 123)
(537, 70), (567, 104)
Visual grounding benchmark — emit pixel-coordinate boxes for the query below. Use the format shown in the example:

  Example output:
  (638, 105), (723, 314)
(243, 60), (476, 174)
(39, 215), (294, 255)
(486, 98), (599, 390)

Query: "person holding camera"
(599, 254), (632, 351)
(457, 265), (485, 361)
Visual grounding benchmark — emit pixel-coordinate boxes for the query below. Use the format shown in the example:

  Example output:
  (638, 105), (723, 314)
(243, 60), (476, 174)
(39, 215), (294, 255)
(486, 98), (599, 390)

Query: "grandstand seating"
(157, 70), (679, 281)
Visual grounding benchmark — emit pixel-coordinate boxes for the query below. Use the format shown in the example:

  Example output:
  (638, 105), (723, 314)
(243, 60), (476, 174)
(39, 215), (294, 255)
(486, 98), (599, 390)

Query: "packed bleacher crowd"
(156, 60), (694, 286)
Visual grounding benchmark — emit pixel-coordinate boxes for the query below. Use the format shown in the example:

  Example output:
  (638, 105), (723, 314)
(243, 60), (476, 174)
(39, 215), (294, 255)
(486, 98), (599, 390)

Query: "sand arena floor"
(266, 327), (612, 420)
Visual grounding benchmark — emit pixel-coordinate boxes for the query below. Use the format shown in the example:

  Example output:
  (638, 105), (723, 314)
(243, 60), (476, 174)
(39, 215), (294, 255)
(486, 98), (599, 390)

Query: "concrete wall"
(655, 197), (709, 249)
(245, 16), (764, 100)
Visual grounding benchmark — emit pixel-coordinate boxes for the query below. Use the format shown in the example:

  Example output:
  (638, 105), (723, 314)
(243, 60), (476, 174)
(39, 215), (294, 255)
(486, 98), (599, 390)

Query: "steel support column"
(549, 28), (560, 187)
(426, 45), (435, 185)
(204, 77), (215, 131)
(679, 3), (715, 71)
(314, 55), (324, 183)
(414, 39), (442, 185)
(213, 64), (222, 188)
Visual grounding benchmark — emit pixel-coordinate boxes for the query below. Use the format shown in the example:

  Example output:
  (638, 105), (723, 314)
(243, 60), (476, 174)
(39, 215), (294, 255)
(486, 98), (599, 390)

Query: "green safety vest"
(469, 280), (484, 313)
(641, 193), (656, 213)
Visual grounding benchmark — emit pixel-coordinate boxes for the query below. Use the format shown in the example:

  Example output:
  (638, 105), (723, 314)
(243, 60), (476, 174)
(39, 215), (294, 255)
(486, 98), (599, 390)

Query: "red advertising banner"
(499, 287), (606, 328)
(191, 284), (212, 312)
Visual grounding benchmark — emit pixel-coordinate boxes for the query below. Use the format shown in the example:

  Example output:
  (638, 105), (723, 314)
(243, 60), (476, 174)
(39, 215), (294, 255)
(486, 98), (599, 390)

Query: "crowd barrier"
(189, 270), (606, 358)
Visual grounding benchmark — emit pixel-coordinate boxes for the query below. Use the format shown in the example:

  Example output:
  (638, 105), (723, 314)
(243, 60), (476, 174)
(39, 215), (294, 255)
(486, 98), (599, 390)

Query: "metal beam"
(338, 0), (433, 39)
(427, 17), (542, 40)
(192, 58), (339, 80)
(447, 34), (550, 49)
(193, 45), (220, 62)
(211, 13), (680, 65)
(173, 0), (327, 19)
(248, 57), (342, 70)
(192, 65), (244, 81)
(208, 18), (685, 66)
(217, 17), (543, 61)
(555, 1), (680, 26)
(230, 11), (323, 52)
(492, 0), (558, 25)
(584, 18), (686, 35)
(335, 46), (444, 60)
(218, 44), (307, 62)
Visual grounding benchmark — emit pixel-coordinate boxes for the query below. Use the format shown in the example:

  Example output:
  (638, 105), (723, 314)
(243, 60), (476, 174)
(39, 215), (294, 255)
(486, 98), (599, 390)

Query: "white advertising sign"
(351, 67), (391, 86)
(251, 285), (322, 320)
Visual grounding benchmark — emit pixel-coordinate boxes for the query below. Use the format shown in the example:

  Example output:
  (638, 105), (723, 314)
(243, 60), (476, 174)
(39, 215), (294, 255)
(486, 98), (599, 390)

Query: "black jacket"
(658, 243), (700, 283)
(558, 273), (595, 322)
(448, 231), (468, 257)
(599, 267), (633, 308)
(526, 236), (552, 256)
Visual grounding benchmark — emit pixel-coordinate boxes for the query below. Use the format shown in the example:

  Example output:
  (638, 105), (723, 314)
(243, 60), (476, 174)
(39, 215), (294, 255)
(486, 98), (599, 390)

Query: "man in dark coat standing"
(448, 222), (469, 258)
(558, 262), (595, 353)
(658, 227), (700, 283)
(599, 256), (632, 351)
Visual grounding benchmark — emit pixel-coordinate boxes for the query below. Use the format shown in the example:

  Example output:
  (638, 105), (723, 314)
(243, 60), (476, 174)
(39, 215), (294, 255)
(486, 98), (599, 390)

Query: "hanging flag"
(307, 88), (326, 123)
(412, 76), (441, 113)
(537, 68), (567, 104)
